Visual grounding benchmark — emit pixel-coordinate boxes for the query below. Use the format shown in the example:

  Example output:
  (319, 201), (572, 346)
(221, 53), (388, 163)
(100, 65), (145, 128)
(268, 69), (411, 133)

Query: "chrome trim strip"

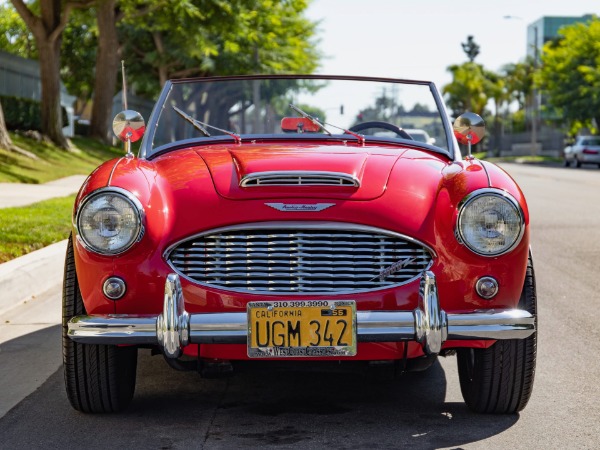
(240, 171), (360, 187)
(447, 310), (535, 340)
(67, 273), (536, 357)
(107, 157), (126, 187)
(67, 315), (158, 344)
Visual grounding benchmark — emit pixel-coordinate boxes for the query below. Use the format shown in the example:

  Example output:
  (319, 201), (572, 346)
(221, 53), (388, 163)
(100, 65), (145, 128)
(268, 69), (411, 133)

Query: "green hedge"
(1, 95), (69, 131)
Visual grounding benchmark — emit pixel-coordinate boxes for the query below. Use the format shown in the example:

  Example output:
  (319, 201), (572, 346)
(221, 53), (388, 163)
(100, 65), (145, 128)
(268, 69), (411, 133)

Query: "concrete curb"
(0, 240), (67, 316)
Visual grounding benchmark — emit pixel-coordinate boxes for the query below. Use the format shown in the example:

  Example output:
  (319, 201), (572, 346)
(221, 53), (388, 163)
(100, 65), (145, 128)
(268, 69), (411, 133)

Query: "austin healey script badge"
(265, 203), (336, 212)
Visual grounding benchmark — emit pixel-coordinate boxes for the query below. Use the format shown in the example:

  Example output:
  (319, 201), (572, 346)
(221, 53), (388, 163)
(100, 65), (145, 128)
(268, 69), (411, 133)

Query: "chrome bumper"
(67, 272), (535, 359)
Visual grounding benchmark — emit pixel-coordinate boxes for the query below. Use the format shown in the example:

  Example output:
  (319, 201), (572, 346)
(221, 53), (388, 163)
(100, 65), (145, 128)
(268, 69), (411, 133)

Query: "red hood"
(195, 143), (407, 200)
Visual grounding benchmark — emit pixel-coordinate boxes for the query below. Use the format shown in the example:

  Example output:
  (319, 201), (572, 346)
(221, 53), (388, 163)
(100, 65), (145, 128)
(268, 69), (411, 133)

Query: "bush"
(0, 95), (69, 132)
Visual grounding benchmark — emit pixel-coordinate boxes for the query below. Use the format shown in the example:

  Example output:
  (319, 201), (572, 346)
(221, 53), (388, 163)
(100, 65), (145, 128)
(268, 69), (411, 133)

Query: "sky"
(305, 0), (599, 90)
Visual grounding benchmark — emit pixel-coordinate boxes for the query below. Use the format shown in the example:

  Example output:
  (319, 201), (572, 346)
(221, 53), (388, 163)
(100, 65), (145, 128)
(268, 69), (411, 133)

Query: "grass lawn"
(0, 195), (74, 263)
(0, 132), (122, 183)
(0, 133), (122, 262)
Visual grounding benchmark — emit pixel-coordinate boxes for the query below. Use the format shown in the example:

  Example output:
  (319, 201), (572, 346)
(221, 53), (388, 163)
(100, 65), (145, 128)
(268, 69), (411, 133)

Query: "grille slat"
(167, 226), (433, 294)
(240, 171), (360, 187)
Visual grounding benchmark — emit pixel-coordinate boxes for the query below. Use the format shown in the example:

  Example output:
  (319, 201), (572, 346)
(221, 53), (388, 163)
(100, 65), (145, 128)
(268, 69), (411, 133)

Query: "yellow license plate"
(247, 300), (357, 358)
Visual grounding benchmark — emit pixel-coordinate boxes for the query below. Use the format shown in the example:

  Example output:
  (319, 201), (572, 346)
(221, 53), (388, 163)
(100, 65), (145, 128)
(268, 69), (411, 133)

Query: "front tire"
(62, 235), (137, 413)
(457, 254), (537, 414)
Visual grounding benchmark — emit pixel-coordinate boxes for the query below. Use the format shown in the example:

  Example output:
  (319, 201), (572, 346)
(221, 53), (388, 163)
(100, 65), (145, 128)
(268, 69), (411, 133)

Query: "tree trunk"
(10, 0), (74, 149)
(152, 32), (169, 88)
(0, 100), (13, 150)
(90, 0), (119, 144)
(38, 39), (70, 148)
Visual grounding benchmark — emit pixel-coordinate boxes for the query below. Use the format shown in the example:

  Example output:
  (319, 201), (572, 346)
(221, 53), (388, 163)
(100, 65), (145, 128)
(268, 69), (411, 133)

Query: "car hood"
(194, 143), (408, 200)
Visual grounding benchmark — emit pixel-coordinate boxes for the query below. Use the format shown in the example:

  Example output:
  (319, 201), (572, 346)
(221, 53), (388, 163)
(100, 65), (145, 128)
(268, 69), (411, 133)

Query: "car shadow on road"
(0, 346), (519, 449)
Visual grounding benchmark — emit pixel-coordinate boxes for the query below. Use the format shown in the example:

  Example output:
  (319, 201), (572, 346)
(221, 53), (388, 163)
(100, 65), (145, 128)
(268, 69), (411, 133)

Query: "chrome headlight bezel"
(456, 188), (525, 257)
(75, 187), (145, 255)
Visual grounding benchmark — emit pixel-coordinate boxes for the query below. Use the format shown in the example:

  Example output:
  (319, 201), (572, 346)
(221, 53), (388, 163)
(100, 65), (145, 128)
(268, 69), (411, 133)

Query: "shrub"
(0, 95), (69, 132)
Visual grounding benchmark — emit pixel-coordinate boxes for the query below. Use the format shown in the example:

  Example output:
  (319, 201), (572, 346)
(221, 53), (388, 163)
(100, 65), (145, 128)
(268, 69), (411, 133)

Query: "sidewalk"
(0, 175), (86, 310)
(0, 175), (87, 208)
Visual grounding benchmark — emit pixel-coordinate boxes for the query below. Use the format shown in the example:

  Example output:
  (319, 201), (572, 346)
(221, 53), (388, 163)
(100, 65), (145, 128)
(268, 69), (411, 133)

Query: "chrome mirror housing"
(453, 112), (485, 159)
(113, 110), (145, 156)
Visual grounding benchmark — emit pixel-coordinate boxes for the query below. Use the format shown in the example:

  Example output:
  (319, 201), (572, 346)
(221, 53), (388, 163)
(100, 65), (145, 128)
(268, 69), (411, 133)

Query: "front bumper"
(67, 271), (535, 359)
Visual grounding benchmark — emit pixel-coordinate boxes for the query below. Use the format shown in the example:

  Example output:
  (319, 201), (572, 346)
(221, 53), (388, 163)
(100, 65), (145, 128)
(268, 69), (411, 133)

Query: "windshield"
(141, 75), (455, 158)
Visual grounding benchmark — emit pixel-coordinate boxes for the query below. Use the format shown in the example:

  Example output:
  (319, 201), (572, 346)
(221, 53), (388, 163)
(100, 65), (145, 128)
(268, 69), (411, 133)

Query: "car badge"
(265, 203), (335, 212)
(373, 257), (416, 282)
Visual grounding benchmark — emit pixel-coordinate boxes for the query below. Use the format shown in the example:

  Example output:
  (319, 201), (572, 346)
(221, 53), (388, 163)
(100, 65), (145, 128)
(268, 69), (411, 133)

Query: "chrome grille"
(167, 224), (434, 294)
(240, 171), (359, 187)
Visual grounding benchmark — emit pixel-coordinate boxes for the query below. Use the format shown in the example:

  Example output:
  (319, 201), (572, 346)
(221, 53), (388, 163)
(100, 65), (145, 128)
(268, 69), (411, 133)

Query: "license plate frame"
(247, 300), (357, 358)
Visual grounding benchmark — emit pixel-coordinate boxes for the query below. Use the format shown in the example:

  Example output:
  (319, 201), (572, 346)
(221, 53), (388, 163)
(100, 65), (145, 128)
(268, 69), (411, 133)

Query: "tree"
(60, 8), (98, 118)
(483, 70), (506, 154)
(443, 62), (489, 117)
(9, 0), (91, 149)
(0, 101), (12, 150)
(120, 0), (320, 98)
(502, 58), (535, 111)
(461, 35), (480, 62)
(0, 99), (37, 159)
(0, 4), (36, 58)
(537, 17), (600, 133)
(89, 0), (119, 143)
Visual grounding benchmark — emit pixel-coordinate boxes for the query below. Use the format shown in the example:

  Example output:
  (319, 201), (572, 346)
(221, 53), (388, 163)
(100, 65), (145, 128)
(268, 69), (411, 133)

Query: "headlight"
(76, 188), (144, 255)
(457, 189), (524, 256)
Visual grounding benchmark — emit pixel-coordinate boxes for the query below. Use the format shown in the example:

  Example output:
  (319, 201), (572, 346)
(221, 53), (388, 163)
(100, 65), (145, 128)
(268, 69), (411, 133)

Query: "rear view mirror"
(281, 117), (321, 133)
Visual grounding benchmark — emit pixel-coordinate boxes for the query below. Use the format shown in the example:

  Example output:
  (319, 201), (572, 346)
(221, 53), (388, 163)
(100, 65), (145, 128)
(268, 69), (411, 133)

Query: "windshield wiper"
(289, 103), (365, 144)
(172, 106), (241, 144)
(289, 104), (332, 136)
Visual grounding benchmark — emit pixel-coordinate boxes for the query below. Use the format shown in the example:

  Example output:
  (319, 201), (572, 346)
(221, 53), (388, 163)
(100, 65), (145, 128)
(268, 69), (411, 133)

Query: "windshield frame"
(138, 74), (459, 160)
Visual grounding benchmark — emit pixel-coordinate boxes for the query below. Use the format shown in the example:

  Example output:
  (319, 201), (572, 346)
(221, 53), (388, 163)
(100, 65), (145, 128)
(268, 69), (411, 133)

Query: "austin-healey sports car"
(63, 75), (536, 414)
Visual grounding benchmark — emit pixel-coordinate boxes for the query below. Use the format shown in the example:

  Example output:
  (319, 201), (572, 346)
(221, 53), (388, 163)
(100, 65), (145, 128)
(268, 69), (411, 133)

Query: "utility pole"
(531, 26), (538, 156)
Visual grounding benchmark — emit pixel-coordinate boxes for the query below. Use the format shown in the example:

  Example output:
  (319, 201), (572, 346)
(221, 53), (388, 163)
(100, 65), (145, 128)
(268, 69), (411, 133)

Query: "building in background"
(503, 14), (597, 156)
(526, 14), (596, 62)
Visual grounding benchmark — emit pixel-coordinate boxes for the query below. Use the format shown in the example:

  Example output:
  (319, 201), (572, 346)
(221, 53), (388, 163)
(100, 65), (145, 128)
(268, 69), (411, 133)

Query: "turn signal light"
(476, 277), (499, 300)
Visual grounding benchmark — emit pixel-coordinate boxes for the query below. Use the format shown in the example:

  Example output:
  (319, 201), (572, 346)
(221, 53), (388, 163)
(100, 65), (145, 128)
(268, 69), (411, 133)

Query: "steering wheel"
(349, 121), (412, 139)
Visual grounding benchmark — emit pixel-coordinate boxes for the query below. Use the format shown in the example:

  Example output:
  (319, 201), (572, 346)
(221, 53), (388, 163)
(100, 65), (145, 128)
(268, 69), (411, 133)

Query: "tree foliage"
(0, 0), (320, 144)
(537, 17), (600, 133)
(501, 58), (535, 110)
(0, 4), (35, 58)
(443, 62), (489, 117)
(120, 0), (320, 98)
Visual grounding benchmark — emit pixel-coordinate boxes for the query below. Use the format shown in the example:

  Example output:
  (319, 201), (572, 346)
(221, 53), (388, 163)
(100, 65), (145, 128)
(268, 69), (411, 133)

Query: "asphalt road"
(1, 163), (599, 449)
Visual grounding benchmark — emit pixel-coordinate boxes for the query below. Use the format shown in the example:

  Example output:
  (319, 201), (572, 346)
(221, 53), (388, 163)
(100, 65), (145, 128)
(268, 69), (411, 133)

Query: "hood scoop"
(240, 171), (360, 187)
(195, 144), (400, 200)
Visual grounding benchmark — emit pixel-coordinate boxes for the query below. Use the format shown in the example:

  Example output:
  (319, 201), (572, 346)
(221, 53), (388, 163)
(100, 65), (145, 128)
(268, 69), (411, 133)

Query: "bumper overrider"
(67, 271), (535, 359)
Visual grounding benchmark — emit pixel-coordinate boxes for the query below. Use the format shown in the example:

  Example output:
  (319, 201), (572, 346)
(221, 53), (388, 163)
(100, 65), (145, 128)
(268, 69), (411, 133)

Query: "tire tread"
(457, 255), (537, 414)
(62, 235), (137, 413)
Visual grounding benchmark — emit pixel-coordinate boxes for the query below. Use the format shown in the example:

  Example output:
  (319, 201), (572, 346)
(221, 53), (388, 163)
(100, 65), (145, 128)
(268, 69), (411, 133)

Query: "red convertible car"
(63, 75), (536, 414)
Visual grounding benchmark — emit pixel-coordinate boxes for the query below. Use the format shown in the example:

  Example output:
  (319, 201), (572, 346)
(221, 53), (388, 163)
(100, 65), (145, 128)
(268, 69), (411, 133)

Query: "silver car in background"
(564, 136), (600, 167)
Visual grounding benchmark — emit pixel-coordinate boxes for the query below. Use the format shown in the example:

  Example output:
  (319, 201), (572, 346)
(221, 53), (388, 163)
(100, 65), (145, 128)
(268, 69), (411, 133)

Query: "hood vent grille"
(240, 171), (359, 187)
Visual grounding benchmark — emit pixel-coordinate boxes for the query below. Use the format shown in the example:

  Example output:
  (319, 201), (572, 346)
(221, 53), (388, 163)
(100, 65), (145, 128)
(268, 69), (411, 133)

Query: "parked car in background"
(405, 128), (436, 145)
(63, 75), (536, 415)
(564, 135), (600, 167)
